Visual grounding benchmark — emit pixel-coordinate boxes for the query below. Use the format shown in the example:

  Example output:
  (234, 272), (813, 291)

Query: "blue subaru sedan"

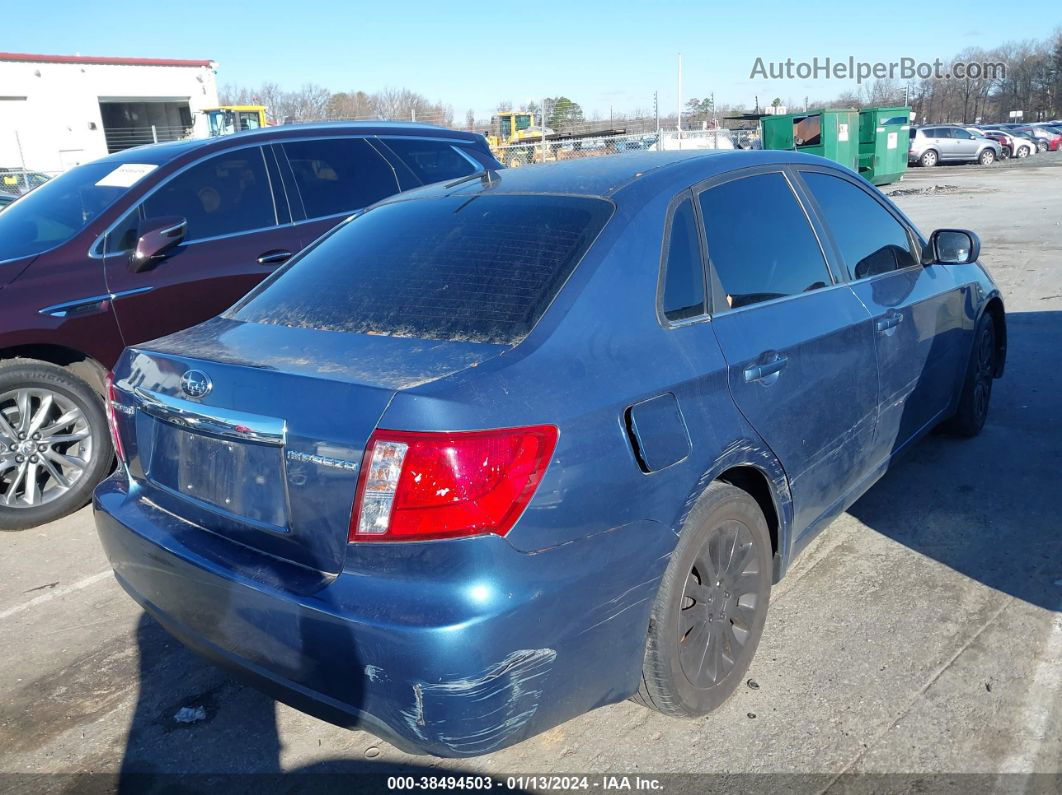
(94, 150), (1005, 757)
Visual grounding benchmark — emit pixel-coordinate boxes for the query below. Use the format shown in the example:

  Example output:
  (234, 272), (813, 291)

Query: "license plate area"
(147, 418), (288, 529)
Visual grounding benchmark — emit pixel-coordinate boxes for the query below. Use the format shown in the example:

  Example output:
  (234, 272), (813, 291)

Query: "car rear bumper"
(93, 476), (671, 757)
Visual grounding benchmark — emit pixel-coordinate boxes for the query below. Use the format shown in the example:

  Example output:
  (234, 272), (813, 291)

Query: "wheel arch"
(980, 296), (1007, 378)
(678, 439), (795, 583)
(0, 344), (108, 396)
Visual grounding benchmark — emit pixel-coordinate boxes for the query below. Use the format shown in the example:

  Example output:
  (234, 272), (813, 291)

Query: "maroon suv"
(0, 123), (499, 529)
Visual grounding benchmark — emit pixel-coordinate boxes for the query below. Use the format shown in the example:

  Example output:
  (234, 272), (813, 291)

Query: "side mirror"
(129, 216), (187, 273)
(926, 228), (980, 265)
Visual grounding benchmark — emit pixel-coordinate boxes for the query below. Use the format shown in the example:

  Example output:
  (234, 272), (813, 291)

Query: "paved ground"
(1, 155), (1060, 791)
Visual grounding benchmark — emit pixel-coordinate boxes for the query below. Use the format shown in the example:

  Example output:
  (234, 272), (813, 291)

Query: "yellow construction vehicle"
(486, 112), (541, 147)
(486, 112), (555, 167)
(485, 110), (629, 167)
(203, 105), (269, 137)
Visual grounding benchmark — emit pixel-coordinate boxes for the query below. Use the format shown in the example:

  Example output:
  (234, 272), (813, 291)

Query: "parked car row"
(2, 126), (1007, 757)
(92, 150), (1005, 756)
(0, 122), (499, 528)
(909, 121), (1062, 166)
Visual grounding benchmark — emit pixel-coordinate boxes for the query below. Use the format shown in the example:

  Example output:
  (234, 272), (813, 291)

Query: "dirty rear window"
(230, 194), (613, 343)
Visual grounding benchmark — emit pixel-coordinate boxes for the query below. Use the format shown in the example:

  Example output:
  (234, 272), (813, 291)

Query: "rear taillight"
(349, 425), (558, 542)
(105, 372), (126, 464)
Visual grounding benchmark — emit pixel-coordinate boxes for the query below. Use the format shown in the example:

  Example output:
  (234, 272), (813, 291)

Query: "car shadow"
(108, 311), (1057, 788)
(848, 309), (1061, 611)
(114, 606), (490, 793)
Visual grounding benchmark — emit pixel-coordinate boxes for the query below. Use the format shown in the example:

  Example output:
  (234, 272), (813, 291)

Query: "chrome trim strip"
(133, 387), (286, 445)
(38, 286), (154, 318)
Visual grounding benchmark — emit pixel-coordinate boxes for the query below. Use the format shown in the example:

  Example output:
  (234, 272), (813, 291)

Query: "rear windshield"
(230, 194), (613, 343)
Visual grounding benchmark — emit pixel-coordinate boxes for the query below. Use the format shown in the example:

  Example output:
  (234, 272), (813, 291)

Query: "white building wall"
(0, 58), (217, 174)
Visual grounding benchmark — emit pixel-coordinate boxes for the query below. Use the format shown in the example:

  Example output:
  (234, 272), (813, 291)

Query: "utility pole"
(677, 53), (683, 133)
(903, 83), (910, 106)
(541, 96), (547, 163)
(654, 90), (659, 133)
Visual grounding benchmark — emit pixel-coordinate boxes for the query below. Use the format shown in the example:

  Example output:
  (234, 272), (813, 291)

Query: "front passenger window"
(802, 172), (918, 279)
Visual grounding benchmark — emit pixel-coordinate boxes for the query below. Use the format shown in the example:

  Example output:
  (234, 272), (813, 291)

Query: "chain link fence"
(0, 167), (57, 195)
(5, 103), (765, 177)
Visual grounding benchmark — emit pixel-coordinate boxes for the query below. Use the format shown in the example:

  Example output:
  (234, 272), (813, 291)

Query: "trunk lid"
(115, 317), (507, 573)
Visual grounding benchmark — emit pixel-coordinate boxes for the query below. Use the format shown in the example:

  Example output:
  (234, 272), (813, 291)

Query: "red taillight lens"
(105, 372), (126, 464)
(349, 425), (558, 542)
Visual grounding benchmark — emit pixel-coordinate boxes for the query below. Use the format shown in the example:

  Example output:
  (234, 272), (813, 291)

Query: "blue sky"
(6, 1), (1053, 118)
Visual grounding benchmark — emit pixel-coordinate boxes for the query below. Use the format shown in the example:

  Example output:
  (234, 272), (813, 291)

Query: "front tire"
(634, 482), (772, 717)
(978, 148), (996, 165)
(941, 313), (996, 438)
(1017, 145), (1030, 158)
(0, 360), (112, 530)
(919, 150), (939, 167)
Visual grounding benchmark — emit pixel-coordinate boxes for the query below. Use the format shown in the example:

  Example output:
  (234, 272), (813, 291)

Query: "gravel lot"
(1, 155), (1060, 792)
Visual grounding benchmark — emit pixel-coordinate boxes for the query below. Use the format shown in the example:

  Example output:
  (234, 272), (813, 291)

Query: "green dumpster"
(759, 108), (859, 171)
(857, 106), (911, 185)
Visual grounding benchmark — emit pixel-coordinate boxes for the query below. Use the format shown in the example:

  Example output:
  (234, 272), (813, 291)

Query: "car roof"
(90, 122), (485, 166)
(376, 149), (848, 205)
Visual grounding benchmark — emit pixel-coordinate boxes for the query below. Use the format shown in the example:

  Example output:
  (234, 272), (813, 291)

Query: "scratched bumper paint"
(94, 478), (674, 756)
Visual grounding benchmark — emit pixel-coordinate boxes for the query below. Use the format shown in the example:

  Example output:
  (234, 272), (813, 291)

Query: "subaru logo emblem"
(180, 370), (212, 398)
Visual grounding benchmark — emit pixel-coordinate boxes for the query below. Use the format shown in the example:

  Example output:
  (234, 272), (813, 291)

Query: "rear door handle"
(743, 355), (789, 383)
(257, 249), (292, 266)
(875, 312), (903, 333)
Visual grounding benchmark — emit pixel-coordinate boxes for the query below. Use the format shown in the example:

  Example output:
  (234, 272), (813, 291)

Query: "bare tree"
(326, 91), (374, 120)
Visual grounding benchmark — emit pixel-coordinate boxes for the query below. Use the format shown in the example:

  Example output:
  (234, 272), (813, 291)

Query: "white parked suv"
(908, 125), (1002, 167)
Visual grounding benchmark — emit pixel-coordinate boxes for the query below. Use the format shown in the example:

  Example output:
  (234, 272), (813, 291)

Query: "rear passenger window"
(383, 139), (478, 185)
(661, 198), (705, 322)
(802, 172), (918, 279)
(699, 173), (831, 311)
(282, 138), (399, 219)
(143, 148), (276, 242)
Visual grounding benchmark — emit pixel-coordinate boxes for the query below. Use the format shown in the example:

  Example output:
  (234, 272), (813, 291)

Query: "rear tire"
(633, 482), (772, 717)
(919, 150), (939, 167)
(1037, 140), (1048, 153)
(941, 313), (996, 438)
(978, 148), (996, 165)
(0, 360), (112, 530)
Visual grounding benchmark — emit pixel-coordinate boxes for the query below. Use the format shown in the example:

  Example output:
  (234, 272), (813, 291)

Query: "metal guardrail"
(103, 125), (194, 154)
